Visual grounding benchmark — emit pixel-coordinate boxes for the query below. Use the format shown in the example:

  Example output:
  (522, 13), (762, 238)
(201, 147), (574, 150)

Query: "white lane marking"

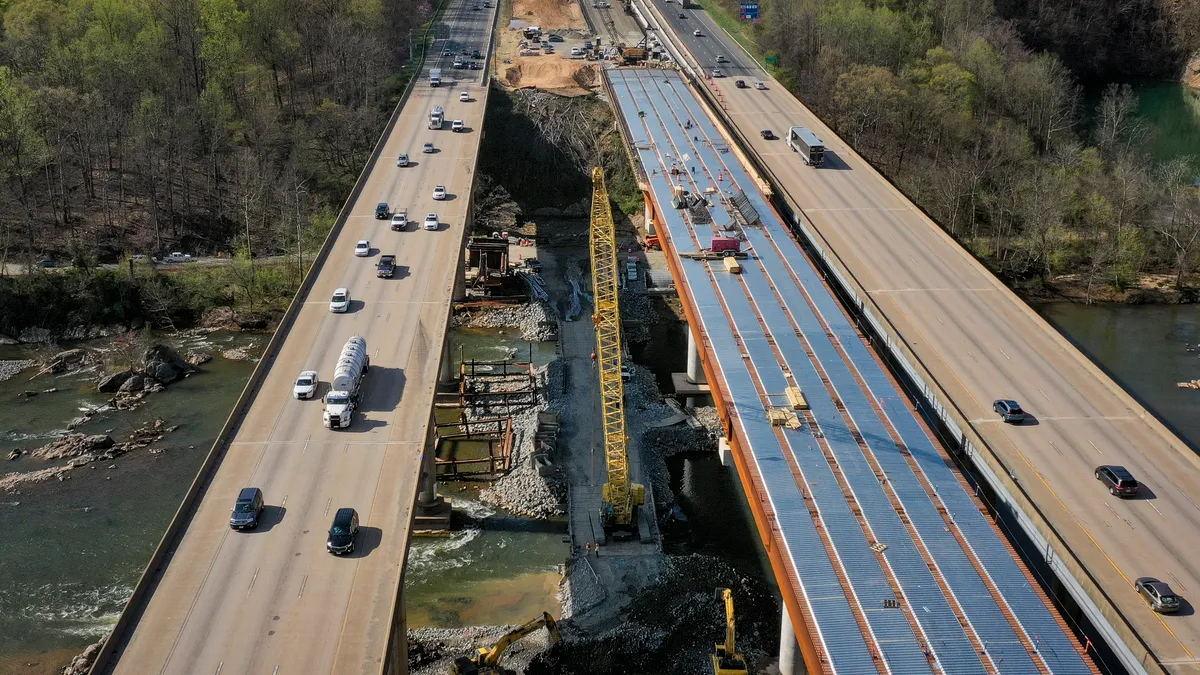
(935, 316), (945, 326)
(247, 567), (259, 595)
(1037, 387), (1050, 401)
(909, 256), (918, 266)
(1048, 440), (1062, 456)
(299, 574), (309, 598)
(215, 664), (223, 675)
(281, 494), (288, 507)
(972, 416), (1136, 423)
(1168, 478), (1200, 514)
(1148, 502), (1164, 517)
(1088, 440), (1103, 455)
(324, 499), (332, 517)
(998, 348), (1011, 361)
(803, 207), (909, 212)
(272, 667), (280, 675)
(871, 287), (995, 293)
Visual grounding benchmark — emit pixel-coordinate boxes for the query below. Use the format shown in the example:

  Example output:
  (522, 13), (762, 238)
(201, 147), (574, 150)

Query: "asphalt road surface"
(647, 3), (1200, 673)
(104, 2), (496, 674)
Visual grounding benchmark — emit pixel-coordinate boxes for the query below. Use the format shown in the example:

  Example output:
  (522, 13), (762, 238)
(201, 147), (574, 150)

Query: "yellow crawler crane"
(590, 167), (645, 541)
(712, 588), (750, 675)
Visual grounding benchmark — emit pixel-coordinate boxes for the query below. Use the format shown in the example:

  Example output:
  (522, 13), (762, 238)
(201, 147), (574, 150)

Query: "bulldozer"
(450, 612), (561, 675)
(712, 588), (750, 675)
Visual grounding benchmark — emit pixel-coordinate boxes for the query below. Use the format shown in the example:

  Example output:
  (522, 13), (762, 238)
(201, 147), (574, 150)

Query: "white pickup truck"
(164, 252), (193, 263)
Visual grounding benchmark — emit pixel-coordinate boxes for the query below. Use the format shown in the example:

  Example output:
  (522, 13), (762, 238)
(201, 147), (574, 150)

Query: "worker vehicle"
(376, 255), (396, 278)
(329, 288), (351, 313)
(354, 240), (371, 257)
(430, 68), (442, 86)
(293, 371), (319, 399)
(391, 210), (408, 231)
(430, 106), (445, 130)
(992, 398), (1025, 423)
(375, 203), (389, 219)
(1135, 577), (1182, 613)
(1095, 464), (1140, 497)
(711, 589), (749, 674)
(228, 487), (264, 530)
(323, 336), (369, 429)
(680, 237), (746, 260)
(450, 612), (560, 674)
(787, 126), (825, 167)
(326, 507), (359, 554)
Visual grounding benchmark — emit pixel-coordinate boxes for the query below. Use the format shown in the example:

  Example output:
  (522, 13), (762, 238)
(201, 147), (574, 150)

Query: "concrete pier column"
(645, 197), (656, 236)
(452, 253), (467, 301)
(779, 605), (805, 675)
(414, 410), (451, 530)
(417, 436), (439, 505)
(437, 340), (455, 385)
(686, 328), (707, 385)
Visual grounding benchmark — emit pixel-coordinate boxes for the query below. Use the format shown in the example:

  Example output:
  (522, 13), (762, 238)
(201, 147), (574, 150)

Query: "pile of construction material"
(453, 302), (557, 341)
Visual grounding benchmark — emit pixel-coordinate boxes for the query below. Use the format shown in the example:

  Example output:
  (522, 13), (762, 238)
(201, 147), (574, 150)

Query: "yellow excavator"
(712, 589), (750, 675)
(450, 612), (561, 675)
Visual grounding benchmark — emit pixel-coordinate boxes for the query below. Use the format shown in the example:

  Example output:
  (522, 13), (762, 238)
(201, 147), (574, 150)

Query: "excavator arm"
(451, 612), (561, 674)
(712, 589), (749, 675)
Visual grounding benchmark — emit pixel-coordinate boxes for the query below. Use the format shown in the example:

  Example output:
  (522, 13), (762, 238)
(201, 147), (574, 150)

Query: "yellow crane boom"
(712, 588), (749, 675)
(590, 166), (645, 539)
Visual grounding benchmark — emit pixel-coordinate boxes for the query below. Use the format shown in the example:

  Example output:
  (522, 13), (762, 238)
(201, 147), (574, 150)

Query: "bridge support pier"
(779, 604), (806, 675)
(414, 410), (452, 530)
(452, 251), (467, 301)
(645, 196), (656, 236)
(686, 327), (706, 385)
(437, 340), (455, 386)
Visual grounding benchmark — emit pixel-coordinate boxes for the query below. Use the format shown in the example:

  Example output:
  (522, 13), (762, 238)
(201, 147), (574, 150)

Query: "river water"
(1135, 82), (1200, 170)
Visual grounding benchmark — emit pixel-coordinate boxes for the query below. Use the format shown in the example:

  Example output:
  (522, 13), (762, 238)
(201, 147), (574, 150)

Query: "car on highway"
(548, 34), (563, 42)
(376, 255), (396, 278)
(293, 371), (319, 399)
(678, 12), (686, 17)
(1135, 577), (1181, 613)
(692, 29), (702, 37)
(326, 507), (359, 555)
(1095, 465), (1140, 497)
(433, 185), (447, 200)
(992, 399), (1024, 423)
(397, 153), (409, 167)
(735, 79), (747, 88)
(354, 240), (371, 257)
(424, 213), (440, 231)
(716, 54), (727, 63)
(755, 81), (767, 90)
(472, 4), (479, 9)
(423, 142), (435, 153)
(329, 288), (351, 313)
(375, 202), (389, 219)
(710, 68), (723, 78)
(452, 120), (464, 132)
(391, 211), (407, 231)
(453, 57), (464, 69)
(460, 91), (471, 102)
(229, 487), (264, 530)
(472, 49), (482, 57)
(442, 48), (452, 56)
(760, 129), (775, 140)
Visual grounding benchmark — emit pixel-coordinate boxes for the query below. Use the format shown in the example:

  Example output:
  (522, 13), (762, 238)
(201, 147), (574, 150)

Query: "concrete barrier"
(88, 13), (443, 675)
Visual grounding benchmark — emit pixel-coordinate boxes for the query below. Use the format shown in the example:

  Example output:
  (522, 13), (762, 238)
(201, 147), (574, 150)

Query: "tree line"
(732, 0), (1200, 298)
(0, 0), (432, 271)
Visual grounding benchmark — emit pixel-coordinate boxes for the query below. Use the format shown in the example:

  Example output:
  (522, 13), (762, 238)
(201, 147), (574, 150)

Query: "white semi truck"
(787, 126), (826, 167)
(323, 336), (369, 429)
(429, 105), (445, 130)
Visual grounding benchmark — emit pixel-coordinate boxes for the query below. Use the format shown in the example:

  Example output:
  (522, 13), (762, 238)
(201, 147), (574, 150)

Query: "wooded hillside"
(0, 0), (431, 268)
(734, 0), (1200, 299)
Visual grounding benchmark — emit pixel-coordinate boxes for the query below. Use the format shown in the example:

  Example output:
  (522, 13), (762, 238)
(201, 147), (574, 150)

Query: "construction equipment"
(450, 612), (561, 675)
(712, 589), (750, 675)
(679, 237), (749, 261)
(590, 167), (646, 541)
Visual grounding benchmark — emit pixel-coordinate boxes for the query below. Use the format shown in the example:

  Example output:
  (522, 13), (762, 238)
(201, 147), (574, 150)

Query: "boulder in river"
(185, 350), (213, 366)
(97, 370), (133, 393)
(141, 344), (193, 384)
(118, 374), (147, 393)
(30, 434), (115, 460)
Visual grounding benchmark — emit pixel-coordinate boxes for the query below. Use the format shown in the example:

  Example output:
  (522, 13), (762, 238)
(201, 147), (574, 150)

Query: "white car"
(710, 68), (723, 78)
(459, 91), (471, 102)
(755, 81), (767, 90)
(294, 371), (319, 399)
(397, 153), (409, 167)
(354, 240), (371, 257)
(329, 288), (351, 313)
(433, 185), (447, 200)
(423, 142), (435, 153)
(570, 47), (582, 56)
(451, 120), (464, 132)
(692, 29), (702, 37)
(424, 213), (439, 231)
(392, 212), (407, 230)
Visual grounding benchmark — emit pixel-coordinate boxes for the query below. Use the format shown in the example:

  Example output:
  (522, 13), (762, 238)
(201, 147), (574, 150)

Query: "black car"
(377, 255), (396, 278)
(327, 507), (359, 555)
(735, 79), (747, 88)
(375, 202), (389, 219)
(1095, 465), (1140, 497)
(547, 34), (563, 42)
(1135, 577), (1181, 613)
(760, 129), (775, 140)
(229, 487), (264, 530)
(472, 49), (482, 58)
(992, 399), (1025, 423)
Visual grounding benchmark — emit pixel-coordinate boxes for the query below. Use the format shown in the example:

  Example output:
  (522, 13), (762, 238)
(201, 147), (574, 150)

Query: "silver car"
(329, 288), (351, 313)
(293, 370), (319, 399)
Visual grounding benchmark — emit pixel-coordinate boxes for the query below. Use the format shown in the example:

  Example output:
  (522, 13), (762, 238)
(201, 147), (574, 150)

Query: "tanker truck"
(323, 336), (369, 429)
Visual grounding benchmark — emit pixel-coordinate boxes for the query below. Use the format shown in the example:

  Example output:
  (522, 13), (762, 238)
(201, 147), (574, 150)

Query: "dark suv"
(375, 202), (389, 219)
(1135, 577), (1181, 613)
(1095, 465), (1140, 497)
(229, 487), (264, 530)
(327, 507), (359, 555)
(376, 255), (396, 278)
(992, 399), (1025, 423)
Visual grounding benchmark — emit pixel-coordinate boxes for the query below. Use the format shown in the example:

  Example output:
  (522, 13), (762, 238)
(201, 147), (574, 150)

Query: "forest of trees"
(730, 0), (1200, 298)
(0, 0), (431, 270)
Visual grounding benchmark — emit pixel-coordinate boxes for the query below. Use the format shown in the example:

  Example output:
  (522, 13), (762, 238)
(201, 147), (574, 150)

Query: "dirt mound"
(503, 57), (597, 93)
(513, 0), (586, 30)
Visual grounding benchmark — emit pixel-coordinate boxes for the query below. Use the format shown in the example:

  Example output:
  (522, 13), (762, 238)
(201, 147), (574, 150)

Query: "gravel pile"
(528, 554), (777, 675)
(409, 623), (558, 675)
(558, 555), (607, 620)
(691, 406), (722, 435)
(0, 359), (34, 382)
(454, 302), (556, 341)
(619, 291), (656, 344)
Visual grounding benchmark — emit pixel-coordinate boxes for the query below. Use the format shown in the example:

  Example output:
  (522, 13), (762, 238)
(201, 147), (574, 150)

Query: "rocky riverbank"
(1185, 52), (1200, 90)
(1, 419), (179, 492)
(452, 302), (557, 341)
